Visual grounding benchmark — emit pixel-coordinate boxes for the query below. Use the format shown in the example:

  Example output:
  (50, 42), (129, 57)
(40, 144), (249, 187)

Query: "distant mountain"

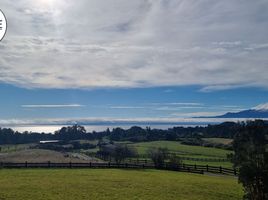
(202, 103), (268, 118)
(214, 109), (268, 118)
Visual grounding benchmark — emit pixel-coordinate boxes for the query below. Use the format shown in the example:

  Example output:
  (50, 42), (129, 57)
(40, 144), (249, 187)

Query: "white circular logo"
(0, 9), (7, 41)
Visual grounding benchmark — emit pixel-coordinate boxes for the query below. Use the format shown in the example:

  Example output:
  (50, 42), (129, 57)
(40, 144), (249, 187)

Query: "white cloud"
(171, 111), (226, 118)
(163, 89), (174, 93)
(155, 106), (205, 111)
(0, 0), (268, 90)
(110, 106), (145, 109)
(145, 102), (205, 111)
(21, 104), (84, 108)
(167, 103), (204, 106)
(221, 105), (241, 108)
(150, 102), (204, 106)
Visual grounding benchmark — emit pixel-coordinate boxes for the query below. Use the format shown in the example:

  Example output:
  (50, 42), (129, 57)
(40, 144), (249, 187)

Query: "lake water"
(4, 124), (206, 133)
(3, 117), (259, 133)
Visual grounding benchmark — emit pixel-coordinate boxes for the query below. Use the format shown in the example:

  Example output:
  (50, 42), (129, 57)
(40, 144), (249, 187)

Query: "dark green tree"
(97, 144), (137, 163)
(231, 120), (268, 200)
(113, 145), (137, 164)
(147, 147), (169, 168)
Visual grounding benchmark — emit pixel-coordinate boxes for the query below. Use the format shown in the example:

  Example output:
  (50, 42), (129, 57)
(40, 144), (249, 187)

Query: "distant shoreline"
(2, 124), (209, 134)
(1, 118), (267, 133)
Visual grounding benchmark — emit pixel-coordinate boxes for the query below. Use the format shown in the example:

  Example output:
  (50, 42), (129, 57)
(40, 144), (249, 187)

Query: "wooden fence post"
(219, 166), (222, 173)
(48, 161), (50, 168)
(69, 162), (72, 168)
(206, 165), (209, 172)
(25, 161), (28, 168)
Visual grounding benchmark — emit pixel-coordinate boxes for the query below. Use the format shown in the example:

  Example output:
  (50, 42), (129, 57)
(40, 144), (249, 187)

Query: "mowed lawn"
(0, 169), (243, 200)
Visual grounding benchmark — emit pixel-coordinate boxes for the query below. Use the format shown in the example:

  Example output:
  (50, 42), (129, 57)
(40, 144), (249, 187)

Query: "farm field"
(182, 160), (233, 168)
(0, 149), (99, 163)
(128, 141), (233, 167)
(0, 169), (243, 200)
(128, 141), (231, 158)
(202, 138), (233, 145)
(0, 143), (35, 153)
(0, 140), (234, 168)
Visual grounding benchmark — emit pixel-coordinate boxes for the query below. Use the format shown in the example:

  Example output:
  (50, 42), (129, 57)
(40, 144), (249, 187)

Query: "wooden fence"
(0, 162), (153, 170)
(94, 153), (230, 163)
(124, 159), (237, 176)
(176, 156), (229, 162)
(178, 163), (238, 176)
(137, 154), (230, 162)
(0, 162), (238, 176)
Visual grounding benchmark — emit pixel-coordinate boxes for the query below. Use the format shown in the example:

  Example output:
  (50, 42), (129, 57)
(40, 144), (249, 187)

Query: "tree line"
(0, 121), (267, 145)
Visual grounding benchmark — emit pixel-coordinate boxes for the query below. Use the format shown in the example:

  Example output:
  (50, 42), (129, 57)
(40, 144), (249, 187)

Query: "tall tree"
(147, 147), (169, 168)
(231, 120), (268, 200)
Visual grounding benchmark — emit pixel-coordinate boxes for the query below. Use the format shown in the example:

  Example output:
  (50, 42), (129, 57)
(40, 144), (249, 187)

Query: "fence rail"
(94, 153), (230, 163)
(0, 162), (238, 176)
(0, 162), (154, 169)
(137, 154), (230, 162)
(176, 156), (229, 162)
(179, 163), (238, 176)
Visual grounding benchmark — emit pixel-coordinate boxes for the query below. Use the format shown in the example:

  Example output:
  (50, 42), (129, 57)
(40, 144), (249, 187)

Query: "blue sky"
(0, 83), (268, 125)
(0, 0), (268, 125)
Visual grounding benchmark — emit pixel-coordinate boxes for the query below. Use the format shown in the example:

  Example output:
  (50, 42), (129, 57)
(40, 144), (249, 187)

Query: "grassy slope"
(0, 143), (35, 153)
(0, 169), (243, 200)
(0, 149), (99, 163)
(129, 141), (231, 158)
(202, 138), (233, 145)
(0, 140), (234, 167)
(182, 160), (233, 168)
(129, 141), (233, 167)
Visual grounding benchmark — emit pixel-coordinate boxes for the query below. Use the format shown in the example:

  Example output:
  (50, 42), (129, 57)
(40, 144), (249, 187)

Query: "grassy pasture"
(182, 160), (233, 168)
(128, 141), (233, 167)
(0, 149), (99, 163)
(202, 138), (233, 145)
(129, 141), (231, 158)
(0, 143), (35, 153)
(0, 169), (243, 200)
(0, 140), (234, 167)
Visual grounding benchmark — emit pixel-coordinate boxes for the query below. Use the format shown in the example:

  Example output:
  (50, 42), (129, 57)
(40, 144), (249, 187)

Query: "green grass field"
(128, 141), (233, 167)
(0, 169), (243, 200)
(0, 143), (35, 153)
(202, 138), (233, 145)
(0, 140), (234, 167)
(129, 141), (231, 158)
(182, 160), (233, 168)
